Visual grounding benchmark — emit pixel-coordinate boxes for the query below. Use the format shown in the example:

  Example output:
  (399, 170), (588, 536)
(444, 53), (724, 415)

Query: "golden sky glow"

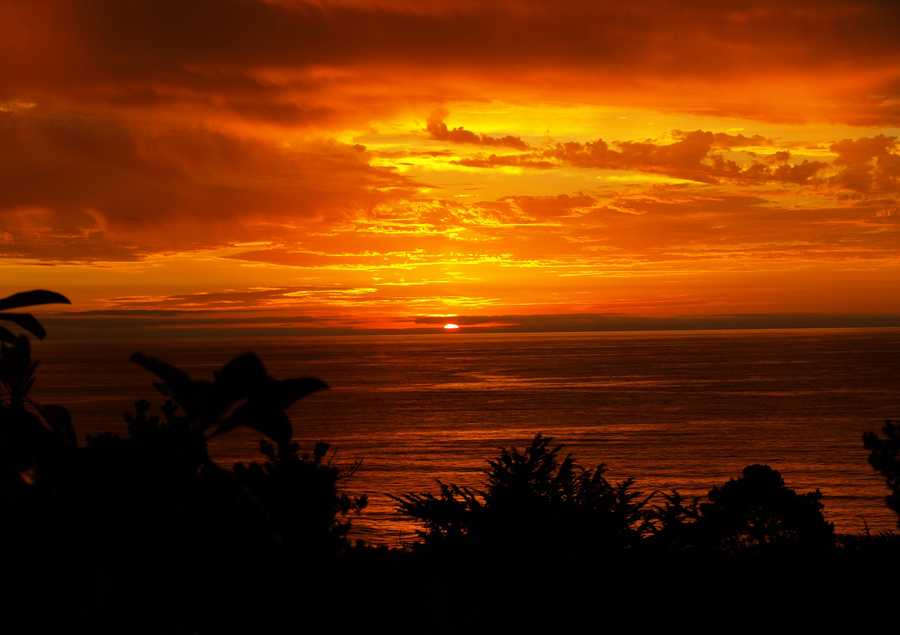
(3, 1), (900, 332)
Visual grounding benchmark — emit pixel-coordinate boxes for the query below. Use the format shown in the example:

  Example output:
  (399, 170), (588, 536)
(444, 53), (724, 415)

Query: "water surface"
(32, 328), (900, 543)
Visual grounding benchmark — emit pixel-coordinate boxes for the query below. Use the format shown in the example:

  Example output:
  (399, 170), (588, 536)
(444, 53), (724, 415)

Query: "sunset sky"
(3, 0), (900, 333)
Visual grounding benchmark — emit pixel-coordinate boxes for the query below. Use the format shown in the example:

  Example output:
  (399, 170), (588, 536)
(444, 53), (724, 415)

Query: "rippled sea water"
(32, 328), (900, 543)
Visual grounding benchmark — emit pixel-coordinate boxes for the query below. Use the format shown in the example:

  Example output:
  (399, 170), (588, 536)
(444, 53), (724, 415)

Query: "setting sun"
(443, 323), (460, 330)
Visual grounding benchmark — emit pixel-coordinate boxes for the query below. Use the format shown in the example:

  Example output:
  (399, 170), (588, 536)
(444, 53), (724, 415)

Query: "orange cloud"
(3, 1), (900, 126)
(456, 131), (829, 185)
(4, 0), (900, 322)
(0, 109), (415, 260)
(676, 130), (772, 148)
(830, 135), (900, 192)
(426, 109), (529, 150)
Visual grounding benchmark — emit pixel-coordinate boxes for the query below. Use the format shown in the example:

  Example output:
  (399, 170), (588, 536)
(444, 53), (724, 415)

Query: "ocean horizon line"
(35, 317), (900, 341)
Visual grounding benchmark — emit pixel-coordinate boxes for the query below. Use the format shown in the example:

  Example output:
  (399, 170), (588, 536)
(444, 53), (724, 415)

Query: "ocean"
(31, 328), (900, 543)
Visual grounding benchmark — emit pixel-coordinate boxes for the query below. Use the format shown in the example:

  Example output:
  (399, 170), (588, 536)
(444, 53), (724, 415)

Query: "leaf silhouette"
(130, 352), (192, 391)
(0, 312), (51, 339)
(214, 401), (293, 446)
(38, 404), (77, 448)
(272, 377), (329, 410)
(132, 351), (328, 446)
(130, 352), (222, 426)
(0, 290), (71, 311)
(0, 289), (71, 340)
(214, 352), (269, 397)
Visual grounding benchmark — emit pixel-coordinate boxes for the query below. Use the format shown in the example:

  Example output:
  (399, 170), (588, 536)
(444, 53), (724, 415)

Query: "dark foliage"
(646, 488), (702, 549)
(119, 351), (366, 556)
(0, 290), (74, 490)
(399, 436), (836, 559)
(394, 434), (649, 556)
(0, 289), (71, 342)
(0, 300), (362, 631)
(130, 350), (327, 449)
(30, 399), (365, 631)
(696, 464), (834, 550)
(647, 465), (835, 552)
(864, 421), (900, 527)
(233, 439), (367, 558)
(393, 438), (850, 632)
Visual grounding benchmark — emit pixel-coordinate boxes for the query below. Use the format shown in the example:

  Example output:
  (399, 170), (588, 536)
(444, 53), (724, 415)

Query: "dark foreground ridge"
(2, 290), (900, 633)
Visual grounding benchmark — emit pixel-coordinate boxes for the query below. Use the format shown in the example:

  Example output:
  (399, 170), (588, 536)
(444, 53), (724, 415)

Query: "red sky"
(3, 0), (900, 332)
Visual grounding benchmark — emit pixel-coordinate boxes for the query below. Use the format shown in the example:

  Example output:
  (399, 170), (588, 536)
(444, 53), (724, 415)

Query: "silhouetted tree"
(692, 464), (834, 551)
(646, 489), (702, 549)
(863, 421), (900, 528)
(395, 434), (648, 555)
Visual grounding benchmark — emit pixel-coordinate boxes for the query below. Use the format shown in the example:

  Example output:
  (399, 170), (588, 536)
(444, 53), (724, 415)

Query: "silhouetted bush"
(399, 436), (836, 561)
(394, 434), (648, 556)
(864, 421), (900, 528)
(694, 464), (834, 551)
(647, 466), (836, 553)
(233, 439), (367, 559)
